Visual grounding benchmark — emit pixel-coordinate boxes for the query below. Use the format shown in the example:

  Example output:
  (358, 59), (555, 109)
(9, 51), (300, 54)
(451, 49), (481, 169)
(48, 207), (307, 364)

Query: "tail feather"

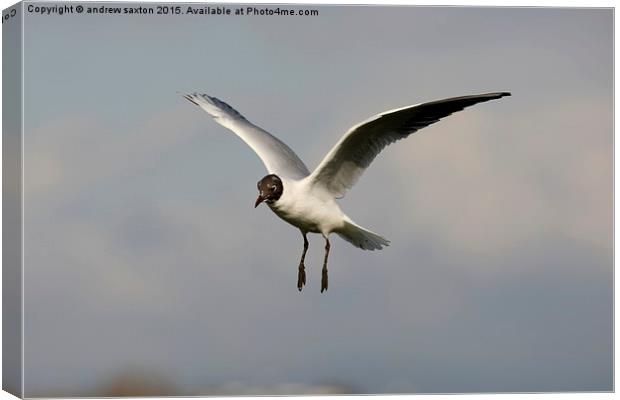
(336, 219), (390, 251)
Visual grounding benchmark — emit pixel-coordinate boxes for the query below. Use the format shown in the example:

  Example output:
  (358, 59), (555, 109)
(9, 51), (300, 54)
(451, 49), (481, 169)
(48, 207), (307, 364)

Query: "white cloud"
(386, 97), (611, 261)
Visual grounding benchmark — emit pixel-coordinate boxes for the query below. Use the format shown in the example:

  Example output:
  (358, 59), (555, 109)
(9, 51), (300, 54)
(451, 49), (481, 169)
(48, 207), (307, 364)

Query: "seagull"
(184, 91), (510, 292)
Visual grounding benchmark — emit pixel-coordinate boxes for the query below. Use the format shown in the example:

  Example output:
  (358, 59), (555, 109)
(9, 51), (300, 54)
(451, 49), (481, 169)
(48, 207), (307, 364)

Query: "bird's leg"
(321, 237), (330, 293)
(297, 232), (309, 291)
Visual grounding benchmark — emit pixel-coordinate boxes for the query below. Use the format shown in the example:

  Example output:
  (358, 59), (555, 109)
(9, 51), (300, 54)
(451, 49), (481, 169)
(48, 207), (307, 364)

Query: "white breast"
(268, 178), (345, 235)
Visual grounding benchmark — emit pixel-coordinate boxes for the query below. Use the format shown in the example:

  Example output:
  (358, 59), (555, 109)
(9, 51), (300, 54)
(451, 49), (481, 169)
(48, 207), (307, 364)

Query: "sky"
(17, 4), (612, 396)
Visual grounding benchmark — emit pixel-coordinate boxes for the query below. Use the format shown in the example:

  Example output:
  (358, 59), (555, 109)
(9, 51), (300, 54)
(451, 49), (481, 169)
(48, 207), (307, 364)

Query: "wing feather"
(184, 93), (310, 180)
(308, 92), (511, 197)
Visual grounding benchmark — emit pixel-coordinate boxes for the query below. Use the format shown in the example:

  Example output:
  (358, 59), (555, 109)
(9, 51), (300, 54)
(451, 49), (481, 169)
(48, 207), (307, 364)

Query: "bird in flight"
(184, 91), (510, 292)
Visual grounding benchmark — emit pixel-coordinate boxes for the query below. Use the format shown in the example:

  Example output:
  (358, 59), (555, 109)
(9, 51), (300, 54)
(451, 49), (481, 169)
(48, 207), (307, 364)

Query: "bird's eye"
(270, 185), (276, 191)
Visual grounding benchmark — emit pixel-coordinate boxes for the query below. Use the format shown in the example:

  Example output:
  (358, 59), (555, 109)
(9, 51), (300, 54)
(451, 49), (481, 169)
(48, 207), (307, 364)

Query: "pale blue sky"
(20, 4), (612, 396)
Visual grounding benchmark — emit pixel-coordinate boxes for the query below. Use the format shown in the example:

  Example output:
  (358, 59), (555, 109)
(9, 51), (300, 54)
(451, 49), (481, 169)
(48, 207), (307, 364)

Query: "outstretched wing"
(308, 92), (510, 197)
(184, 93), (310, 180)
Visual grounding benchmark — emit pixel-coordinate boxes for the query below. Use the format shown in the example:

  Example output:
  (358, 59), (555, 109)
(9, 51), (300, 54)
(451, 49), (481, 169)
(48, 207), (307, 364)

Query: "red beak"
(254, 195), (265, 208)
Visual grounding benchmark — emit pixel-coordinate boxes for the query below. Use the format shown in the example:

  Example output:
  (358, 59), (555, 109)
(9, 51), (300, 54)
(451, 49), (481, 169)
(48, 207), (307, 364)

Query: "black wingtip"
(182, 93), (200, 106)
(483, 92), (511, 101)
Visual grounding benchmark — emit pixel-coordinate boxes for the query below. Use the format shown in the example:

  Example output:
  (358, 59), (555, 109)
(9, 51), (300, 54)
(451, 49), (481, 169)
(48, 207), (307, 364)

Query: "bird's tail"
(336, 218), (390, 251)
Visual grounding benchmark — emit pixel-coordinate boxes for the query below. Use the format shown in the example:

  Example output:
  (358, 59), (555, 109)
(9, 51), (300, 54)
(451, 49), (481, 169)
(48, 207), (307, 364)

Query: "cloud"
(24, 103), (201, 200)
(383, 96), (611, 260)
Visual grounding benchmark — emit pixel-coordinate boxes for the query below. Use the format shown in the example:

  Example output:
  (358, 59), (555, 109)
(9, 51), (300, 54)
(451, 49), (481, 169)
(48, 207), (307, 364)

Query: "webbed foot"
(297, 263), (306, 291)
(321, 268), (328, 293)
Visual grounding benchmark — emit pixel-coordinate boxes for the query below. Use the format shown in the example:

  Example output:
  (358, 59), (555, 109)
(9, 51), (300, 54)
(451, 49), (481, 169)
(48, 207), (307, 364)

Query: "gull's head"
(255, 174), (283, 208)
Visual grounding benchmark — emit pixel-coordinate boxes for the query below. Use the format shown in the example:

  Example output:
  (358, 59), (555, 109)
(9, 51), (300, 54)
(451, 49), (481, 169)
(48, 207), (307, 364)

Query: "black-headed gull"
(184, 92), (510, 292)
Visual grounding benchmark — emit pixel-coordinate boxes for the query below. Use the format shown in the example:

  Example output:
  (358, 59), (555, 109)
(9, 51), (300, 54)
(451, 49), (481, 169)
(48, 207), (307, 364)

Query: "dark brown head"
(255, 174), (283, 208)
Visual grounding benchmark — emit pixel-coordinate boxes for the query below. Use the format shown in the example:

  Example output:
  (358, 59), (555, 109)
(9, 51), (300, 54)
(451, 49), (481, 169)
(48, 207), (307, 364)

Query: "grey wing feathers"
(184, 93), (310, 180)
(309, 92), (511, 197)
(184, 93), (247, 121)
